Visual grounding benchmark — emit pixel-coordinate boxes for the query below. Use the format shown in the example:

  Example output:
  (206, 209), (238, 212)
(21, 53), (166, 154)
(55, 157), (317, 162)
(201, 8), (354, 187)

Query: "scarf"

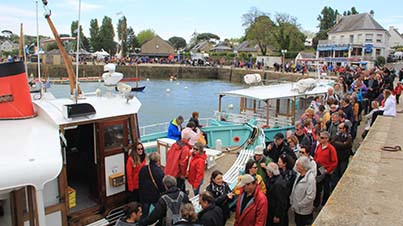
(210, 182), (226, 198)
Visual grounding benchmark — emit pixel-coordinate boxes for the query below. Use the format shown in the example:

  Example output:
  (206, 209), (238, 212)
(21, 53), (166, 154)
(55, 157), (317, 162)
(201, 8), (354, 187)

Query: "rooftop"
(330, 13), (386, 33)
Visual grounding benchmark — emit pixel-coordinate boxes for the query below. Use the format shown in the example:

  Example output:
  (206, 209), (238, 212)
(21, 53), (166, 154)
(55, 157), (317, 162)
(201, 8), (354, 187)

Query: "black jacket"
(141, 187), (190, 226)
(331, 133), (352, 162)
(138, 161), (165, 204)
(196, 204), (224, 226)
(265, 141), (296, 162)
(266, 175), (288, 218)
(342, 104), (354, 123)
(205, 182), (232, 221)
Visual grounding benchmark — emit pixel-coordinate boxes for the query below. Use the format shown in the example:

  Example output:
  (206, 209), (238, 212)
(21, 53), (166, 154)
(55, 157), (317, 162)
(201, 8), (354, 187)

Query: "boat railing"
(139, 117), (214, 136)
(214, 111), (292, 128)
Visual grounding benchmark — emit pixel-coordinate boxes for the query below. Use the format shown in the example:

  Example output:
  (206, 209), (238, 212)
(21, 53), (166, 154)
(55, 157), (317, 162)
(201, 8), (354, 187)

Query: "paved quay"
(313, 110), (403, 226)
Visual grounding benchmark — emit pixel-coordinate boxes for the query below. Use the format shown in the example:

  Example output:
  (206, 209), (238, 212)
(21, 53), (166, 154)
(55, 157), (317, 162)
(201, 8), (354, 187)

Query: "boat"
(140, 75), (333, 150)
(0, 1), (144, 226)
(115, 85), (145, 92)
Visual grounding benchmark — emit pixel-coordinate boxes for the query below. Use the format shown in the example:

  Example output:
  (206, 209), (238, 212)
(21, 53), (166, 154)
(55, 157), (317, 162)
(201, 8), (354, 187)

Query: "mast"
(42, 0), (81, 95)
(74, 0), (81, 103)
(36, 1), (42, 95)
(19, 23), (29, 76)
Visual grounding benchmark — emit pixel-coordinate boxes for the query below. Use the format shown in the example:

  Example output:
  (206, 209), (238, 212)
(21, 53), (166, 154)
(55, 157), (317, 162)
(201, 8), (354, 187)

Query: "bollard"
(215, 139), (222, 151)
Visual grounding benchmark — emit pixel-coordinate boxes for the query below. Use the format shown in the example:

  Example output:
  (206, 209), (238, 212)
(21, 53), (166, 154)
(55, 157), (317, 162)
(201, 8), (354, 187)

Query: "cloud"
(0, 4), (35, 18)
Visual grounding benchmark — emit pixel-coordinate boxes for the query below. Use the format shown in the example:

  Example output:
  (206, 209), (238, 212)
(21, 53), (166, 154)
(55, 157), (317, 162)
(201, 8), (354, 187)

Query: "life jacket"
(161, 191), (185, 226)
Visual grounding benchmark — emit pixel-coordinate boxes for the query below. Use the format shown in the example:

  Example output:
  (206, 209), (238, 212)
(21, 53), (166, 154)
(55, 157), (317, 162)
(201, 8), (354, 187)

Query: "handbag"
(147, 165), (162, 195)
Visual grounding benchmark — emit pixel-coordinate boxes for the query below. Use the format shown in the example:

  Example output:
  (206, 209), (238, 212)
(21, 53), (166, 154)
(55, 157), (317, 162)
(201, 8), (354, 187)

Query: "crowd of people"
(119, 65), (402, 226)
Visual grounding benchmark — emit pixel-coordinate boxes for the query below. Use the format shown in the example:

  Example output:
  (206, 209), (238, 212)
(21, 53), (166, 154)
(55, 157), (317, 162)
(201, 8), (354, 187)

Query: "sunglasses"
(137, 147), (144, 150)
(299, 151), (306, 154)
(252, 166), (258, 169)
(320, 136), (328, 139)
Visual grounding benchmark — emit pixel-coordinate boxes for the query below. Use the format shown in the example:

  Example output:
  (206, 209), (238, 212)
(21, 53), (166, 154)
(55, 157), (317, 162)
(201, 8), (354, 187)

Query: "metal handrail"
(214, 111), (292, 128)
(139, 117), (214, 136)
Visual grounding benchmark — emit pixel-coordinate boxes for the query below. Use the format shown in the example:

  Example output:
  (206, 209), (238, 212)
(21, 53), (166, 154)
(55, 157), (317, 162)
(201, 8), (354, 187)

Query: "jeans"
(330, 159), (349, 190)
(177, 177), (186, 193)
(193, 180), (203, 196)
(314, 174), (331, 207)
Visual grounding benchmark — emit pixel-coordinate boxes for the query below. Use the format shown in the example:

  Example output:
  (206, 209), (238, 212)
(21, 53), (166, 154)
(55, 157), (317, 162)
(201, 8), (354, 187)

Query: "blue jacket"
(167, 119), (182, 140)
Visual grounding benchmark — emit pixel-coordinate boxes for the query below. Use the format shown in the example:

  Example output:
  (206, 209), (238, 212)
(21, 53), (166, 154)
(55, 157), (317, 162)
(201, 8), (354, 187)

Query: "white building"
(0, 40), (19, 52)
(316, 13), (390, 68)
(388, 26), (403, 48)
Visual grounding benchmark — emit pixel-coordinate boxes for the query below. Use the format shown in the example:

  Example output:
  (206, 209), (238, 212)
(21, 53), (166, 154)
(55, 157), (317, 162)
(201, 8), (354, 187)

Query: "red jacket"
(394, 84), (403, 95)
(164, 140), (191, 178)
(126, 156), (146, 191)
(187, 153), (207, 189)
(235, 186), (268, 226)
(314, 143), (338, 173)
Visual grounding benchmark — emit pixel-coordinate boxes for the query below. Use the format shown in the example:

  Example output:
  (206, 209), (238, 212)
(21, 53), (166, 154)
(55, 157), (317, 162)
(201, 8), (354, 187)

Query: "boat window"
(104, 124), (125, 149)
(244, 98), (255, 111)
(0, 196), (13, 226)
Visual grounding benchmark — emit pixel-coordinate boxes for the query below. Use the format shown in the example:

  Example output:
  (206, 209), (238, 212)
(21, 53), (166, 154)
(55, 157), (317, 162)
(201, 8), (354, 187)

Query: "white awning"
(219, 80), (333, 101)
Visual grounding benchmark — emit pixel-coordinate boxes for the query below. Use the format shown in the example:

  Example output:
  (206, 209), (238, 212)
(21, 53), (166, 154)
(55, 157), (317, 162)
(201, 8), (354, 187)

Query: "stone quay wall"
(27, 64), (308, 84)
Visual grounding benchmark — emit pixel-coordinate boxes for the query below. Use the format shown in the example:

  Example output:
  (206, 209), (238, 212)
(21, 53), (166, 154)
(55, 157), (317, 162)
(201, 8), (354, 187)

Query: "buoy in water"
(169, 78), (173, 82)
(184, 86), (188, 89)
(146, 78), (150, 81)
(166, 88), (171, 93)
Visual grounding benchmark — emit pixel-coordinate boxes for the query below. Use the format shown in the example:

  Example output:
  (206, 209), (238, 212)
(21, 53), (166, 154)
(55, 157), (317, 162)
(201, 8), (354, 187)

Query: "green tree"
(117, 16), (128, 57)
(89, 18), (101, 51)
(273, 13), (306, 52)
(313, 6), (339, 48)
(137, 29), (155, 45)
(168, 36), (187, 50)
(71, 20), (86, 50)
(196, 33), (220, 42)
(99, 16), (115, 53)
(242, 7), (269, 28)
(344, 7), (359, 16)
(127, 27), (139, 53)
(245, 15), (276, 56)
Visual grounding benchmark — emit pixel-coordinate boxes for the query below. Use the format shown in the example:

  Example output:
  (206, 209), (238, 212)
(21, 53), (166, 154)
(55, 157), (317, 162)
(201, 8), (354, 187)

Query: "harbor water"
(48, 79), (245, 127)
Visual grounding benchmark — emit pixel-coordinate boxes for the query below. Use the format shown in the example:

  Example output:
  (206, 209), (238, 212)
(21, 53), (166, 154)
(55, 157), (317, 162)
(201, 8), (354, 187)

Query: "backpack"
(161, 191), (185, 226)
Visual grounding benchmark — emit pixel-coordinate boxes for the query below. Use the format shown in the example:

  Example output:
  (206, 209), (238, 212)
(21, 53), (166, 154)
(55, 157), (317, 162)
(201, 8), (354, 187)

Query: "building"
(0, 40), (19, 53)
(234, 41), (258, 57)
(295, 52), (316, 67)
(139, 36), (174, 58)
(190, 40), (213, 53)
(210, 42), (233, 53)
(316, 13), (390, 68)
(388, 26), (403, 48)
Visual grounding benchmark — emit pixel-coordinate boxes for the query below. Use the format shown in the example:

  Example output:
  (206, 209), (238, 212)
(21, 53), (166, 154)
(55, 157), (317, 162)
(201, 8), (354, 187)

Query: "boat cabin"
(0, 89), (142, 226)
(217, 79), (333, 128)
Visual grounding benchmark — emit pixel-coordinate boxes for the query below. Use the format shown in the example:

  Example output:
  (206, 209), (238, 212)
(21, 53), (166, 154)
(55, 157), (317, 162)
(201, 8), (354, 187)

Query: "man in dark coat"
(265, 163), (289, 226)
(294, 123), (311, 149)
(265, 132), (296, 162)
(140, 175), (189, 226)
(138, 152), (165, 219)
(330, 123), (352, 190)
(197, 191), (224, 226)
(340, 97), (354, 124)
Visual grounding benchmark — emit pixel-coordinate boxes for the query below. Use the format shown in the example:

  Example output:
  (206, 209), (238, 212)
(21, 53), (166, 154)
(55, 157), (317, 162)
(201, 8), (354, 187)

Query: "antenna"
(36, 0), (42, 98)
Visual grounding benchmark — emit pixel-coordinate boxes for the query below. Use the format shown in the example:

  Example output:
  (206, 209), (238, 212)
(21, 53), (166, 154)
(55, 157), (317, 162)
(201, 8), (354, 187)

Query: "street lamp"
(281, 49), (287, 73)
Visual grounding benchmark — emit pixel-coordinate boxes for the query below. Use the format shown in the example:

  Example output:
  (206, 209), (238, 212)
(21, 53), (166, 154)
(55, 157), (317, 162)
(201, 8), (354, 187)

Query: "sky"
(1, 0), (403, 42)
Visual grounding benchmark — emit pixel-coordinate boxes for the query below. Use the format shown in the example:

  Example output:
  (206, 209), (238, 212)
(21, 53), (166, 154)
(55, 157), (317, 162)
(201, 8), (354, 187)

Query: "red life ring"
(233, 136), (240, 143)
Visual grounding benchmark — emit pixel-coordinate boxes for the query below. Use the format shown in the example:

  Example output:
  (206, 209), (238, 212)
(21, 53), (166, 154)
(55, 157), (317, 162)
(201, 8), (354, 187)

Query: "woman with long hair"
(205, 170), (233, 224)
(126, 141), (147, 202)
(234, 159), (266, 195)
(187, 142), (207, 196)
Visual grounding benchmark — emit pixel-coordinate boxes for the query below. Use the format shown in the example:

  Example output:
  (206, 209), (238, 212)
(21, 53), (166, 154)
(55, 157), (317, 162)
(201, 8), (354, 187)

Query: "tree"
(313, 6), (339, 48)
(242, 7), (269, 28)
(71, 20), (87, 50)
(127, 27), (139, 53)
(168, 36), (187, 50)
(89, 18), (101, 51)
(197, 33), (220, 42)
(137, 29), (155, 45)
(99, 16), (115, 53)
(245, 15), (276, 56)
(117, 16), (128, 57)
(343, 7), (359, 16)
(273, 13), (306, 52)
